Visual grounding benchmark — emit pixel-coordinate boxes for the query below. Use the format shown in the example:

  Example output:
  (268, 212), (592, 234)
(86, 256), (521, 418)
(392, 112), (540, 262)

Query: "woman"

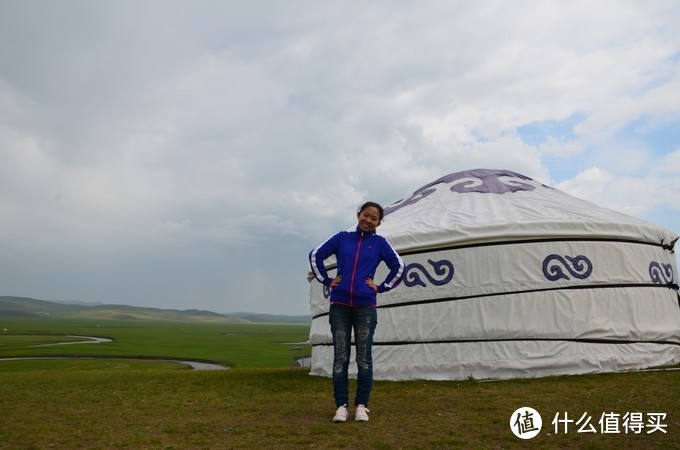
(309, 201), (405, 422)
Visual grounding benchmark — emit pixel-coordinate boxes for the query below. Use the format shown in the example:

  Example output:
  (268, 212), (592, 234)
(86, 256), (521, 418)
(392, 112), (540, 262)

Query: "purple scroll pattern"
(543, 254), (593, 281)
(321, 259), (454, 298)
(384, 169), (549, 216)
(404, 259), (455, 288)
(649, 261), (674, 285)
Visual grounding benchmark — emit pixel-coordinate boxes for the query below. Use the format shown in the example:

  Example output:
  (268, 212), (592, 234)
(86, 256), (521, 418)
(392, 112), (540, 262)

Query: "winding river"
(0, 335), (228, 370)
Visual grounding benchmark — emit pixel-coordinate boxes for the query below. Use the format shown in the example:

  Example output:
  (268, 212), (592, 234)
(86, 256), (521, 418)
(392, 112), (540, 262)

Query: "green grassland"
(0, 316), (678, 449)
(0, 316), (310, 368)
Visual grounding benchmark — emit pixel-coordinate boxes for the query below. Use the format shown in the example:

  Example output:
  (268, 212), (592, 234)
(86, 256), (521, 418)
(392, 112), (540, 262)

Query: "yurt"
(308, 168), (680, 380)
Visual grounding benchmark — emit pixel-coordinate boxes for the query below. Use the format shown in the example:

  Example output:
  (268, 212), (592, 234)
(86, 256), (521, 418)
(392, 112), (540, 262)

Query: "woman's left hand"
(365, 277), (378, 292)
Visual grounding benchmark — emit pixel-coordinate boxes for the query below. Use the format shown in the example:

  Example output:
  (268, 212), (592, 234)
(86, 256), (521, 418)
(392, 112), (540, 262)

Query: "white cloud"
(657, 150), (680, 173)
(557, 162), (680, 220)
(556, 167), (613, 199)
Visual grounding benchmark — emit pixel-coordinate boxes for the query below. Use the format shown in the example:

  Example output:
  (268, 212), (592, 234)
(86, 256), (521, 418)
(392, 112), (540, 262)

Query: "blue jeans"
(329, 303), (377, 407)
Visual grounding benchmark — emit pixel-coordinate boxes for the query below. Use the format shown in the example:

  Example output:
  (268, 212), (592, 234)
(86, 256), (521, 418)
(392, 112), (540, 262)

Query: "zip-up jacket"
(309, 226), (405, 307)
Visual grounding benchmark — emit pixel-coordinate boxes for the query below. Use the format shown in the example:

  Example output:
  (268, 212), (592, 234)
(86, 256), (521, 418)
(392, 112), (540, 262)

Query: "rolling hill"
(0, 296), (311, 323)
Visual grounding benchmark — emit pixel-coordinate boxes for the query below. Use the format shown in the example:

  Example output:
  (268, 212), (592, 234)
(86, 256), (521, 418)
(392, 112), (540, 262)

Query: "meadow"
(0, 316), (678, 449)
(0, 316), (310, 368)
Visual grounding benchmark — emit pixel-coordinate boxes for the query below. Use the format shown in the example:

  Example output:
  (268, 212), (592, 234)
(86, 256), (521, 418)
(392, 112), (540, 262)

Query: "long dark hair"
(358, 201), (384, 221)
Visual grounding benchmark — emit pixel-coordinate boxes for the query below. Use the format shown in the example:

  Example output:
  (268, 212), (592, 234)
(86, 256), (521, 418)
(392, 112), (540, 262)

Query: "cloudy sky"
(1, 1), (679, 315)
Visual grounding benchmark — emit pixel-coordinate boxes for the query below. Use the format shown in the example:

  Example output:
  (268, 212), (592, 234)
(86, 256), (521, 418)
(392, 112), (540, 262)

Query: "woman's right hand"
(329, 275), (342, 287)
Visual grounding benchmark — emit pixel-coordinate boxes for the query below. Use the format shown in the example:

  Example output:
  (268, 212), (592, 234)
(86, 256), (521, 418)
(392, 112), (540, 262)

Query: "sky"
(1, 1), (679, 315)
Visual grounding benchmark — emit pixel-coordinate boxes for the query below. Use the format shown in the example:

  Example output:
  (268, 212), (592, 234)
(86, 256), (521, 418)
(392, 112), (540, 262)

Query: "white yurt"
(308, 168), (680, 380)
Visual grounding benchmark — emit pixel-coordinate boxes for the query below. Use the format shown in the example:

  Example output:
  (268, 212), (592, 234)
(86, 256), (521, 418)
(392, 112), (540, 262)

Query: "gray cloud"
(1, 1), (678, 314)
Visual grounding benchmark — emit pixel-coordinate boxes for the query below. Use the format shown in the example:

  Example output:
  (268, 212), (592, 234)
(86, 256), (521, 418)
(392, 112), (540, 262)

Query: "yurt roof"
(378, 168), (678, 252)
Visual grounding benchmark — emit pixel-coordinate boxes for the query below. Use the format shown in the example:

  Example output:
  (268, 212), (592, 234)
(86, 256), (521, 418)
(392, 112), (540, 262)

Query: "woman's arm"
(309, 232), (341, 286)
(376, 238), (405, 293)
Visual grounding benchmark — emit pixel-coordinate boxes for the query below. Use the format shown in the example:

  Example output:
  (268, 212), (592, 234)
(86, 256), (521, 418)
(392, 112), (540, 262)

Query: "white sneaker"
(355, 404), (370, 422)
(333, 405), (349, 422)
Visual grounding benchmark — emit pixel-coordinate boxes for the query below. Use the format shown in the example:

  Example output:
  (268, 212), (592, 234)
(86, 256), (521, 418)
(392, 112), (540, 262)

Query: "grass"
(0, 317), (678, 449)
(0, 367), (677, 449)
(0, 317), (311, 368)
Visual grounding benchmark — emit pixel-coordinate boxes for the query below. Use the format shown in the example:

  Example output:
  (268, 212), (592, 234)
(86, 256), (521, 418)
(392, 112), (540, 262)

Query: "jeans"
(329, 303), (378, 407)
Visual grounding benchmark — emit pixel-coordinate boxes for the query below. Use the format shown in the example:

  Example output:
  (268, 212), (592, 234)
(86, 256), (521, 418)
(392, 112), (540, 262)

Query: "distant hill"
(0, 296), (80, 315)
(0, 296), (311, 324)
(228, 312), (313, 324)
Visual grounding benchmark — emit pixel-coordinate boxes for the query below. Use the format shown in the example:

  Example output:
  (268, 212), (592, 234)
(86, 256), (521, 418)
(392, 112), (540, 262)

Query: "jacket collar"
(355, 225), (377, 237)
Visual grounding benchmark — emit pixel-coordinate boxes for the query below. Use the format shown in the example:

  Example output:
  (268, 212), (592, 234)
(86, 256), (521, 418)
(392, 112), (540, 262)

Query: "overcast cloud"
(1, 1), (679, 315)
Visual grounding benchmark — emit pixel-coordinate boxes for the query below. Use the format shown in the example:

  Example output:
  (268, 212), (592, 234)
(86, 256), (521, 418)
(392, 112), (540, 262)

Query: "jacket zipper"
(349, 233), (363, 306)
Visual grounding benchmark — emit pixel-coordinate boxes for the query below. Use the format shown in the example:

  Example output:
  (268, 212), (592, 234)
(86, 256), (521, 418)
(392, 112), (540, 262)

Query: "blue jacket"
(309, 226), (405, 307)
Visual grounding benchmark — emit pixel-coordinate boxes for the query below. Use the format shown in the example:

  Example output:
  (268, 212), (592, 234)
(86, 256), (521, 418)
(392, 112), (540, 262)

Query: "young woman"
(309, 201), (405, 422)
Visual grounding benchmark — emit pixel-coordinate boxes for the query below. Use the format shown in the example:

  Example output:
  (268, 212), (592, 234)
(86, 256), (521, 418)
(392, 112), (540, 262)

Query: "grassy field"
(0, 317), (678, 449)
(0, 317), (310, 368)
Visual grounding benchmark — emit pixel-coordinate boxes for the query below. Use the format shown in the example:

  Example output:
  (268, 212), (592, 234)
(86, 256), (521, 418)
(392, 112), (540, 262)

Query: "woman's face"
(357, 206), (381, 233)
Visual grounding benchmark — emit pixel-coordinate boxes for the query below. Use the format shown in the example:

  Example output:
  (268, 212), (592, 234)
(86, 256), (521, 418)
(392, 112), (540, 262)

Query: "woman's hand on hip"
(365, 277), (378, 292)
